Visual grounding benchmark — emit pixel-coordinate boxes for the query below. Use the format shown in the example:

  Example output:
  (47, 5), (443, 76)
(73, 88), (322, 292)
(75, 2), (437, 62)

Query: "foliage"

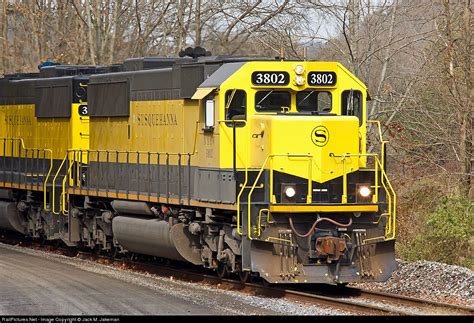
(398, 193), (473, 269)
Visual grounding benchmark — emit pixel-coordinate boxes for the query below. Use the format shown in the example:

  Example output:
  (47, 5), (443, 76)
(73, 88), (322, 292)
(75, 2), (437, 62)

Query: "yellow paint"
(218, 61), (367, 183)
(191, 87), (216, 100)
(0, 103), (89, 160)
(269, 204), (379, 213)
(87, 61), (370, 185)
(89, 99), (220, 168)
(70, 103), (89, 161)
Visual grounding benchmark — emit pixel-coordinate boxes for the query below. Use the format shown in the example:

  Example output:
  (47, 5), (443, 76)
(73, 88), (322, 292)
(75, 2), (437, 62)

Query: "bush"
(400, 195), (473, 269)
(395, 178), (445, 260)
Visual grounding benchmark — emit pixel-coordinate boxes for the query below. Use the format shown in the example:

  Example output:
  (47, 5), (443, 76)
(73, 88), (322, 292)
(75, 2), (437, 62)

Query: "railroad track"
(72, 251), (474, 315)
(1, 232), (473, 316)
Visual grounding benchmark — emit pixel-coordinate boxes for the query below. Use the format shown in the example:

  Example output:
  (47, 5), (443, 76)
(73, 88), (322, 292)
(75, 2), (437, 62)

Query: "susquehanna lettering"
(136, 113), (178, 126)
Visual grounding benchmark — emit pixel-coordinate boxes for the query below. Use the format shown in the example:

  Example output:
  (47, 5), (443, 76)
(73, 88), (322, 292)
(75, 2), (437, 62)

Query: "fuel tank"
(0, 201), (26, 234)
(112, 216), (202, 264)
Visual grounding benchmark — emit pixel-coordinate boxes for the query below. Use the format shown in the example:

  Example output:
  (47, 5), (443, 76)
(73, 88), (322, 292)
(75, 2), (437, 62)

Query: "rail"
(243, 152), (395, 241)
(59, 149), (194, 214)
(331, 153), (396, 241)
(244, 153), (313, 240)
(368, 120), (388, 173)
(218, 119), (248, 236)
(58, 121), (200, 214)
(0, 138), (53, 208)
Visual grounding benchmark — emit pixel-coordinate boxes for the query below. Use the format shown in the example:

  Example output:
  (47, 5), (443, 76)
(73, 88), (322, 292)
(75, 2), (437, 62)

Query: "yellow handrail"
(247, 153), (313, 240)
(61, 151), (78, 215)
(247, 155), (270, 240)
(318, 152), (397, 241)
(51, 154), (68, 214)
(376, 157), (396, 239)
(368, 120), (389, 171)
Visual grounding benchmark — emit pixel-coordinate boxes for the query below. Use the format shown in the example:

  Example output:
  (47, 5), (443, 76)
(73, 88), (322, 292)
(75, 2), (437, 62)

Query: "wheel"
(238, 270), (250, 283)
(216, 262), (228, 279)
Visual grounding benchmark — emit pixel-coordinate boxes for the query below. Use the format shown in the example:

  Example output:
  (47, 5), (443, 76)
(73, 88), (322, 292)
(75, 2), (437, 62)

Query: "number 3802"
(252, 72), (289, 86)
(308, 72), (337, 86)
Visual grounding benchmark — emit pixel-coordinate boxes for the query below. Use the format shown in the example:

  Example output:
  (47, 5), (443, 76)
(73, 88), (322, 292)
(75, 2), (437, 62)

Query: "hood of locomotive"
(250, 114), (361, 203)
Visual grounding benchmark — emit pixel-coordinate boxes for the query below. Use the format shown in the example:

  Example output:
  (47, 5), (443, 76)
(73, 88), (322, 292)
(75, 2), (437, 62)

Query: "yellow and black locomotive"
(0, 50), (397, 284)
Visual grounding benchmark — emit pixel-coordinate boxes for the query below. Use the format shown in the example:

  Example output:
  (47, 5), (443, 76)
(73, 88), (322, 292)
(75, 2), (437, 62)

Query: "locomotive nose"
(251, 115), (361, 184)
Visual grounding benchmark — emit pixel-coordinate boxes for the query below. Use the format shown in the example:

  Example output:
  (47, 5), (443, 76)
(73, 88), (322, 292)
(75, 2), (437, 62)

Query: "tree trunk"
(194, 0), (201, 47)
(2, 0), (8, 73)
(176, 0), (186, 53)
(461, 0), (472, 197)
(84, 0), (96, 65)
(349, 0), (360, 75)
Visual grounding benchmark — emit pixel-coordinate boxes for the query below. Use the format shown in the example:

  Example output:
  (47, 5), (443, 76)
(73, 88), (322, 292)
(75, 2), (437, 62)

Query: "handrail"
(0, 137), (53, 208)
(247, 155), (271, 240)
(61, 151), (78, 214)
(51, 154), (68, 214)
(61, 146), (198, 214)
(219, 119), (248, 236)
(247, 153), (313, 240)
(368, 120), (389, 171)
(361, 157), (396, 243)
(333, 152), (396, 241)
(59, 121), (200, 215)
(368, 120), (387, 143)
(376, 157), (397, 240)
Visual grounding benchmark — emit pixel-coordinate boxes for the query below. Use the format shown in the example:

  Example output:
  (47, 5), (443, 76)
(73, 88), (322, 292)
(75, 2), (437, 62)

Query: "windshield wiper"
(257, 90), (274, 105)
(297, 91), (315, 106)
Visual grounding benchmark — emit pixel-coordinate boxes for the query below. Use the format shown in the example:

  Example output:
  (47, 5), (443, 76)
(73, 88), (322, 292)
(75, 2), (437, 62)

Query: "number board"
(252, 72), (289, 86)
(308, 72), (337, 86)
(78, 104), (88, 116)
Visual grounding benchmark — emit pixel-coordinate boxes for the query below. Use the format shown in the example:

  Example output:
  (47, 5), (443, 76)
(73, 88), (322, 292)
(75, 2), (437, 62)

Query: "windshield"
(296, 91), (332, 112)
(255, 91), (291, 112)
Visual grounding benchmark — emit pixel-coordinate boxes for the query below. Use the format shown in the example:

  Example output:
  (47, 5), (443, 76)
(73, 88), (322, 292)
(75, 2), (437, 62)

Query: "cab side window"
(225, 90), (246, 127)
(342, 90), (362, 125)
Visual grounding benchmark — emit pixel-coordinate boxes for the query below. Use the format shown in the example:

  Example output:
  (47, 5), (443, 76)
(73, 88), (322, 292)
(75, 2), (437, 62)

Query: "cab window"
(255, 91), (290, 112)
(342, 90), (362, 125)
(296, 91), (332, 112)
(225, 89), (246, 127)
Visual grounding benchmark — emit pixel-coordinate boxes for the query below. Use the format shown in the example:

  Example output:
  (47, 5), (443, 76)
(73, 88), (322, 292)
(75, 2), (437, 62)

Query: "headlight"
(295, 75), (305, 86)
(295, 64), (304, 75)
(358, 186), (371, 197)
(285, 186), (296, 198)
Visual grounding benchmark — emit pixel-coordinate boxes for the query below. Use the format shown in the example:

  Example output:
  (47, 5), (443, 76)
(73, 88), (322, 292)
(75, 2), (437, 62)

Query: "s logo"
(311, 126), (329, 147)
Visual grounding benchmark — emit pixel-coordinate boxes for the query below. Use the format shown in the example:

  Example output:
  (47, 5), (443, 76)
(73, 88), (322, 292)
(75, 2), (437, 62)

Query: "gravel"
(3, 241), (472, 313)
(352, 259), (474, 306)
(0, 242), (350, 316)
